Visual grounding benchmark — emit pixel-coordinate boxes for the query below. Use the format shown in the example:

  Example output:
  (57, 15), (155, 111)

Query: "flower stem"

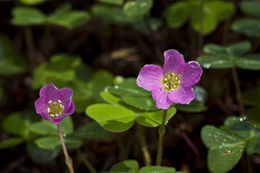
(156, 110), (167, 165)
(57, 124), (74, 173)
(231, 67), (245, 116)
(137, 124), (151, 165)
(77, 149), (97, 173)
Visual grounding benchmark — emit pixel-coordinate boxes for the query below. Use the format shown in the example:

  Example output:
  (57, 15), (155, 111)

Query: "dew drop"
(115, 85), (119, 89)
(224, 150), (232, 154)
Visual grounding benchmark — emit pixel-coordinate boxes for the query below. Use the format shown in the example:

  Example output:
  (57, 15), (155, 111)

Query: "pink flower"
(34, 84), (75, 124)
(137, 49), (203, 109)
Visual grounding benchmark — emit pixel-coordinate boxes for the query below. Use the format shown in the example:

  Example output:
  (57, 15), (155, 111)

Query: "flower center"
(161, 72), (181, 91)
(47, 100), (64, 118)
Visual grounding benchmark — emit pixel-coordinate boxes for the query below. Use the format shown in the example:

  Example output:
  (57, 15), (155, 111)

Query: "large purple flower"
(34, 83), (75, 124)
(137, 49), (202, 109)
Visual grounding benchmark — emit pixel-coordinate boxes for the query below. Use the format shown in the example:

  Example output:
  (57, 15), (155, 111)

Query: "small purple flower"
(137, 49), (203, 109)
(34, 83), (75, 124)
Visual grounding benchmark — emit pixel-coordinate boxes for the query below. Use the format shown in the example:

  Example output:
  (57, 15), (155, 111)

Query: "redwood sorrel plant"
(35, 83), (75, 173)
(137, 49), (202, 165)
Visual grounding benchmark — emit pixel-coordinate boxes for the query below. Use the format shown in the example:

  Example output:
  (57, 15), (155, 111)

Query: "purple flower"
(34, 83), (75, 124)
(137, 49), (202, 109)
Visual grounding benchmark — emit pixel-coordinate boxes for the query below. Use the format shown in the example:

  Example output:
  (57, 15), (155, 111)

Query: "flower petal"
(48, 116), (64, 124)
(60, 88), (74, 101)
(180, 61), (203, 87)
(152, 87), (172, 109)
(163, 49), (185, 74)
(168, 86), (195, 104)
(137, 64), (163, 91)
(63, 101), (75, 115)
(40, 83), (63, 102)
(34, 97), (48, 120)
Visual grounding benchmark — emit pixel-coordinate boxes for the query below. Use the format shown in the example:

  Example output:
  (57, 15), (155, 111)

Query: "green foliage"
(11, 4), (90, 29)
(105, 160), (178, 173)
(176, 86), (207, 112)
(86, 104), (136, 132)
(91, 4), (161, 34)
(20, 0), (46, 5)
(138, 166), (176, 173)
(136, 107), (176, 127)
(201, 116), (260, 173)
(109, 160), (139, 173)
(231, 1), (260, 37)
(0, 36), (28, 75)
(165, 0), (235, 35)
(240, 1), (260, 18)
(29, 116), (74, 136)
(231, 19), (260, 37)
(197, 41), (260, 70)
(86, 77), (178, 132)
(27, 142), (60, 164)
(47, 4), (90, 29)
(74, 122), (109, 139)
(35, 136), (82, 149)
(98, 0), (124, 5)
(11, 7), (46, 25)
(0, 137), (24, 149)
(32, 53), (81, 89)
(2, 112), (31, 139)
(123, 0), (153, 19)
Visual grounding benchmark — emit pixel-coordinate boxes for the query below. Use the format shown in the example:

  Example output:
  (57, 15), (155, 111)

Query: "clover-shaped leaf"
(201, 125), (245, 173)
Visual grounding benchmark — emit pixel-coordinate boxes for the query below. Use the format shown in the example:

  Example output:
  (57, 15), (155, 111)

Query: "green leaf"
(47, 4), (90, 29)
(0, 137), (24, 149)
(35, 136), (82, 149)
(32, 54), (81, 89)
(29, 116), (73, 136)
(98, 0), (123, 5)
(242, 86), (260, 107)
(100, 89), (122, 106)
(74, 122), (108, 139)
(240, 1), (260, 18)
(35, 136), (60, 149)
(2, 112), (31, 139)
(27, 142), (60, 164)
(191, 5), (217, 35)
(203, 44), (227, 55)
(236, 54), (260, 70)
(176, 100), (207, 113)
(91, 5), (130, 25)
(224, 116), (258, 140)
(123, 0), (153, 19)
(231, 18), (260, 37)
(19, 0), (46, 5)
(11, 7), (46, 26)
(108, 78), (150, 97)
(197, 55), (234, 69)
(164, 1), (191, 28)
(86, 104), (136, 132)
(247, 107), (260, 128)
(136, 107), (176, 127)
(226, 41), (251, 56)
(201, 125), (245, 173)
(121, 96), (157, 111)
(203, 41), (251, 57)
(246, 136), (260, 154)
(205, 1), (235, 22)
(138, 166), (176, 173)
(0, 36), (28, 75)
(110, 160), (139, 173)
